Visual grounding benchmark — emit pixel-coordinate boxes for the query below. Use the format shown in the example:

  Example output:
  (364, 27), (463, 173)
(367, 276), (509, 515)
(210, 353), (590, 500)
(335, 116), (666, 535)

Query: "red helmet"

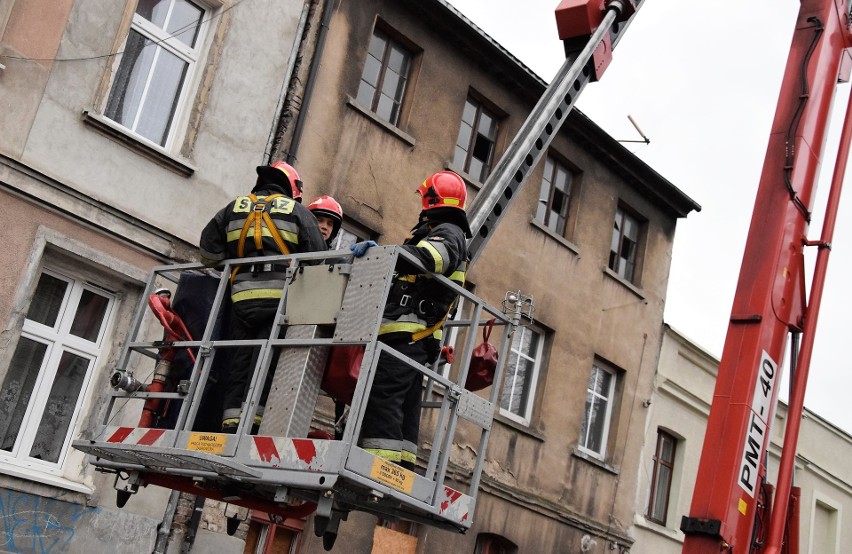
(307, 195), (343, 239)
(417, 171), (467, 212)
(255, 161), (303, 201)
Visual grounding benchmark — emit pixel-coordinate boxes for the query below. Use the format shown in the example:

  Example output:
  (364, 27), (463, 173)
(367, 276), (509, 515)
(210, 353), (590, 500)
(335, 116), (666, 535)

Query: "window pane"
(453, 145), (469, 169)
(381, 69), (402, 101)
(0, 338), (48, 452)
(106, 30), (156, 130)
(651, 464), (672, 521)
(581, 366), (612, 455)
(136, 0), (170, 27)
(501, 352), (531, 415)
(461, 100), (477, 125)
(499, 327), (540, 420)
(70, 289), (110, 343)
(387, 44), (408, 73)
(468, 158), (485, 182)
(367, 32), (387, 60)
(356, 81), (377, 109)
(456, 121), (473, 153)
(136, 47), (188, 145)
(361, 54), (382, 88)
(478, 112), (497, 140)
(660, 433), (675, 462)
(29, 351), (90, 463)
(376, 93), (396, 122)
(27, 273), (68, 328)
(590, 366), (612, 396)
(167, 0), (204, 47)
(332, 229), (360, 252)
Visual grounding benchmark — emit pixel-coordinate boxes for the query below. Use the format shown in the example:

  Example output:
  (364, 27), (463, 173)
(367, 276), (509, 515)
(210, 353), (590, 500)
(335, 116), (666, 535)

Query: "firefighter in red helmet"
(307, 195), (343, 246)
(351, 171), (471, 468)
(199, 161), (326, 433)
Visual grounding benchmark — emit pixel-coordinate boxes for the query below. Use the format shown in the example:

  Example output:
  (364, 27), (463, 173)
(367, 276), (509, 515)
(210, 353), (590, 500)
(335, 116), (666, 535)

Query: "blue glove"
(350, 240), (377, 257)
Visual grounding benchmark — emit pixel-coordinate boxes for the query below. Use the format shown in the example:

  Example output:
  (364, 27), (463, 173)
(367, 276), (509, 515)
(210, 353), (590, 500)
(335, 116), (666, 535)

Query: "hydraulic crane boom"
(681, 1), (852, 552)
(466, 0), (645, 262)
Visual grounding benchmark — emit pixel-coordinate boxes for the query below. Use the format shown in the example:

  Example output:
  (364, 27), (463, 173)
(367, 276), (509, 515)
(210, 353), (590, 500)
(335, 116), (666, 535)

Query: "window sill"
(0, 462), (94, 495)
(82, 110), (196, 177)
(603, 267), (646, 300)
(530, 219), (580, 255)
(632, 514), (683, 543)
(570, 446), (619, 475)
(494, 412), (546, 442)
(345, 97), (416, 147)
(444, 162), (484, 191)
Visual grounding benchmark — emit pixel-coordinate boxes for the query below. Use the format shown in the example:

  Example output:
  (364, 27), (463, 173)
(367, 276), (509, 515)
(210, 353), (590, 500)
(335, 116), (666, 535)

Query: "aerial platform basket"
(73, 246), (518, 548)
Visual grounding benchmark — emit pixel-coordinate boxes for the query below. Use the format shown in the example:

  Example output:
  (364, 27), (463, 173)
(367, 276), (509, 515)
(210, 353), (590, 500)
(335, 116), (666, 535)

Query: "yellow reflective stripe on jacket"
(448, 269), (465, 284)
(416, 240), (445, 274)
(231, 288), (284, 303)
(379, 321), (426, 335)
(226, 226), (298, 245)
(364, 448), (402, 463)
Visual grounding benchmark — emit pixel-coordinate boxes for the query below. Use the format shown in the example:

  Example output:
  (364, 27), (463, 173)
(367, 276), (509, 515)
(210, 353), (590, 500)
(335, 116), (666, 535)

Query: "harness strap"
(230, 193), (292, 284)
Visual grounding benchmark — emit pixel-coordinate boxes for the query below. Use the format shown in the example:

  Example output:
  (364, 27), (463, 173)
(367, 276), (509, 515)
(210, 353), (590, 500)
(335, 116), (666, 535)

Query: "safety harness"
(383, 222), (467, 342)
(230, 193), (292, 284)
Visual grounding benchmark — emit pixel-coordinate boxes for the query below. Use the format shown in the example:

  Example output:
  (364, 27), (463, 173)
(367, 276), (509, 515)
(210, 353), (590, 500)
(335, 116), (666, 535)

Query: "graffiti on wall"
(0, 488), (99, 554)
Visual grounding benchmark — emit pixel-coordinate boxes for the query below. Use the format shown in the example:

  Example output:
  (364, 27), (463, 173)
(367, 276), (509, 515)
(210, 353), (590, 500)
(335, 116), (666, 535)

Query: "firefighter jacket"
(379, 218), (468, 341)
(199, 187), (327, 308)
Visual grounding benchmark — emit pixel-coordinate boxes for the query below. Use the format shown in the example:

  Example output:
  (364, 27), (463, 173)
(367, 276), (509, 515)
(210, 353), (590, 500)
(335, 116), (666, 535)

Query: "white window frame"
(104, 0), (214, 150)
(498, 324), (543, 426)
(578, 362), (616, 459)
(0, 269), (117, 475)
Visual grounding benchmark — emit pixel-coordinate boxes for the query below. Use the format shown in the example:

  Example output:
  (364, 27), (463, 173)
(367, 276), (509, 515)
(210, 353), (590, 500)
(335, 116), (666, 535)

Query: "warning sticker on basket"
(370, 458), (414, 494)
(186, 433), (227, 454)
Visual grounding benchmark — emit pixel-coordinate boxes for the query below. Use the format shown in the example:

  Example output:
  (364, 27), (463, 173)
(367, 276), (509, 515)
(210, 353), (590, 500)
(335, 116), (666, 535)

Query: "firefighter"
(350, 171), (470, 468)
(306, 194), (349, 438)
(199, 161), (327, 433)
(306, 195), (343, 247)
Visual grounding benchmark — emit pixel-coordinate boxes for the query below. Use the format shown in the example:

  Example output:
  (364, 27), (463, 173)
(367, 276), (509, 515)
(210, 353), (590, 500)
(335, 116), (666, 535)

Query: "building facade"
(0, 0), (311, 552)
(632, 325), (852, 553)
(277, 1), (698, 552)
(0, 0), (706, 553)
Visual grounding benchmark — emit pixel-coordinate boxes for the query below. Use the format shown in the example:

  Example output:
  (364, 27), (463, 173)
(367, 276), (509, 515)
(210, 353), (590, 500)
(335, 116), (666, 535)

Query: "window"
(579, 362), (616, 458)
(647, 430), (677, 524)
(454, 98), (499, 182)
(609, 204), (643, 283)
(0, 270), (115, 473)
(499, 325), (543, 425)
(105, 0), (208, 147)
(355, 28), (413, 126)
(535, 156), (575, 236)
(329, 221), (371, 252)
(474, 533), (517, 554)
(812, 498), (840, 554)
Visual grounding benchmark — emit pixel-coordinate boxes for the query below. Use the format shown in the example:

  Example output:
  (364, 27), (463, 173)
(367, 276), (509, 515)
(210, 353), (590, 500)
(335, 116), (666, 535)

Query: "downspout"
(285, 0), (335, 164)
(262, 1), (313, 163)
(152, 490), (181, 554)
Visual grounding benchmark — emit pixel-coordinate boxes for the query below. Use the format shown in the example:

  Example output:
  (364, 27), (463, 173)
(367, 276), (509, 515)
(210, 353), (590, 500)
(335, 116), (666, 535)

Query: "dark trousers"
(360, 339), (429, 454)
(222, 301), (280, 418)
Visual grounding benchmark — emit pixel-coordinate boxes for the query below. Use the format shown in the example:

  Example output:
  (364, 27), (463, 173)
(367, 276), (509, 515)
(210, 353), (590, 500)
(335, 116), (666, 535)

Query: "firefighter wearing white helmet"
(350, 170), (471, 468)
(199, 161), (326, 433)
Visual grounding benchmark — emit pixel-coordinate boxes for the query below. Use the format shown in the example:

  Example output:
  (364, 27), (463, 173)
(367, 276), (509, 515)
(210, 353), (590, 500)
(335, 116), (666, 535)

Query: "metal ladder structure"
(73, 246), (523, 548)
